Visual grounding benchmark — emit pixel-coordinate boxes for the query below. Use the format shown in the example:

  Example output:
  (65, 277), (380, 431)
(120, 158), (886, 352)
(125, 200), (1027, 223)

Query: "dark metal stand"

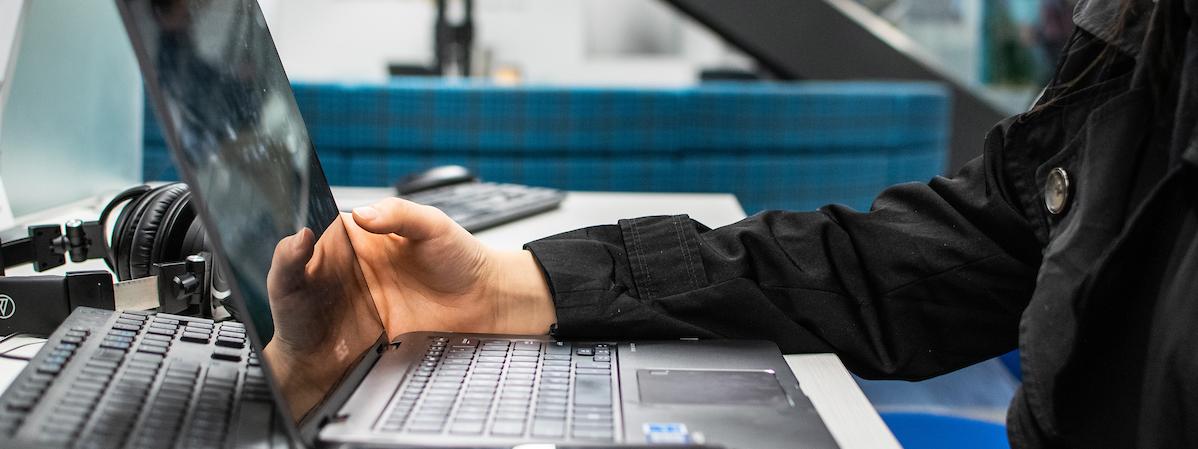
(662, 0), (1009, 172)
(434, 0), (475, 77)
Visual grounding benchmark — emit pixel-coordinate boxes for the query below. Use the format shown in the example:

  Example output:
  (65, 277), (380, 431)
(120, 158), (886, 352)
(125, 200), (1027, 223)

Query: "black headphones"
(103, 183), (210, 282)
(102, 183), (235, 320)
(0, 182), (230, 335)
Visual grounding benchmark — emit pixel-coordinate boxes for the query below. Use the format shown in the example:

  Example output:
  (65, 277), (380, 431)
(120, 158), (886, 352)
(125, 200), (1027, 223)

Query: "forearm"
(526, 156), (1042, 380)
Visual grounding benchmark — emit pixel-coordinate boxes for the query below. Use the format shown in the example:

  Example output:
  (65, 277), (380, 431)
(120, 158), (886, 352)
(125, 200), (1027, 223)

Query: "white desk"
(0, 188), (901, 449)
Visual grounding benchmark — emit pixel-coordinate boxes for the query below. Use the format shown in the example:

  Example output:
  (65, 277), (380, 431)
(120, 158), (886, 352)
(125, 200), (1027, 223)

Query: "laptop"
(113, 0), (840, 447)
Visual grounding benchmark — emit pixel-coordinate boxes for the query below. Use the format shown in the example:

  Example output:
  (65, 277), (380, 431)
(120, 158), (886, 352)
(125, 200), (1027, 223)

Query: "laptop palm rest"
(616, 340), (839, 449)
(321, 335), (840, 449)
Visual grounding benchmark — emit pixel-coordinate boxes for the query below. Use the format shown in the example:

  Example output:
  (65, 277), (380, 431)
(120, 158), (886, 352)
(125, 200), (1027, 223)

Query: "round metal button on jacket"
(1045, 167), (1071, 215)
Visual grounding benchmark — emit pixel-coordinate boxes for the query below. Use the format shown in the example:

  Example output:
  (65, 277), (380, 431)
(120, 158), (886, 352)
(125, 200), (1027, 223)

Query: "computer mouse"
(394, 165), (479, 195)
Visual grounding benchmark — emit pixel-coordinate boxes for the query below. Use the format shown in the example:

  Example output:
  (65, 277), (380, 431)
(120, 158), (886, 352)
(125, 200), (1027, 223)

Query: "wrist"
(486, 249), (556, 334)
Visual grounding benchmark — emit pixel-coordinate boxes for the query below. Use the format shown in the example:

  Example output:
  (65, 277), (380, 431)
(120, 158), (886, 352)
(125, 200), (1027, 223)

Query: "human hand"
(345, 198), (556, 339)
(263, 220), (384, 420)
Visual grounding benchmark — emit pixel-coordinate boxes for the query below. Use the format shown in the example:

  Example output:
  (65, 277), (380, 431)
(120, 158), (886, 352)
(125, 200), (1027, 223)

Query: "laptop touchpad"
(637, 369), (789, 406)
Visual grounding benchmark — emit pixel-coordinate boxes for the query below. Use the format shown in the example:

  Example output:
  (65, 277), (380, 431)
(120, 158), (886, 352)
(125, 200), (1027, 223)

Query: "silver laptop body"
(115, 1), (838, 447)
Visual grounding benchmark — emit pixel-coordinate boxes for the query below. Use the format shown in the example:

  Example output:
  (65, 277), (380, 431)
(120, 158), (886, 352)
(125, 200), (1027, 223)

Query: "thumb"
(352, 197), (457, 241)
(267, 227), (315, 297)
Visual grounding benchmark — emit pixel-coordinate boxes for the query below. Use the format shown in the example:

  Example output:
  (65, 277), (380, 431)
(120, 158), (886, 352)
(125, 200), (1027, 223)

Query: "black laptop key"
(151, 316), (180, 325)
(7, 391), (37, 411)
(490, 420), (525, 436)
(221, 321), (245, 329)
(181, 331), (210, 343)
(573, 375), (612, 407)
(128, 362), (160, 375)
(576, 361), (610, 369)
(186, 323), (214, 334)
(120, 372), (155, 386)
(214, 336), (245, 348)
(146, 327), (175, 337)
(534, 421), (565, 438)
(80, 365), (113, 377)
(149, 321), (177, 331)
(450, 420), (485, 435)
(115, 318), (143, 328)
(572, 427), (614, 440)
(100, 341), (132, 351)
(103, 334), (134, 343)
(143, 333), (172, 342)
(153, 312), (214, 325)
(212, 347), (241, 362)
(137, 345), (167, 355)
(140, 339), (169, 349)
(514, 340), (541, 351)
(112, 323), (140, 332)
(575, 409), (613, 423)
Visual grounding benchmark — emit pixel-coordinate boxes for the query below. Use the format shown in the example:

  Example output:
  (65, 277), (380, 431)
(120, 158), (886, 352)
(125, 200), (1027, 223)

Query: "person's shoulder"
(1072, 0), (1155, 57)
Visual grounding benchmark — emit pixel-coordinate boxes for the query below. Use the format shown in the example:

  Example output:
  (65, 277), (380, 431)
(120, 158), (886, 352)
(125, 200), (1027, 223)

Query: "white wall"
(0, 0), (25, 86)
(263, 0), (434, 83)
(261, 0), (750, 86)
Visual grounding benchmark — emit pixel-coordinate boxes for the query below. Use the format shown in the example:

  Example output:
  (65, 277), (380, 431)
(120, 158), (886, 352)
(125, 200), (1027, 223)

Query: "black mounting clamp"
(154, 253), (213, 318)
(0, 220), (107, 275)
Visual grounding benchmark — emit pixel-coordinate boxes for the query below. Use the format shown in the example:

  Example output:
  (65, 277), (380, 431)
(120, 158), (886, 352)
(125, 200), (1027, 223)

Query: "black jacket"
(525, 0), (1198, 447)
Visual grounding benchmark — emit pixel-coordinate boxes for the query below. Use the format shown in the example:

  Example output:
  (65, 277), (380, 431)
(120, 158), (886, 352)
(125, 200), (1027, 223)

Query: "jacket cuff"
(524, 224), (633, 334)
(524, 215), (708, 336)
(617, 215), (708, 300)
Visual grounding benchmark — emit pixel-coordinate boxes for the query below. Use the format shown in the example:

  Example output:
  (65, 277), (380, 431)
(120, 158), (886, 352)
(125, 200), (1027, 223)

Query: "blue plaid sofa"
(143, 79), (949, 213)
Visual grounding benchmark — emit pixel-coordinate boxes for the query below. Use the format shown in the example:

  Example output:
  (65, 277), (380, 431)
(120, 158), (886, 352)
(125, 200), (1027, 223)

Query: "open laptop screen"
(116, 0), (386, 425)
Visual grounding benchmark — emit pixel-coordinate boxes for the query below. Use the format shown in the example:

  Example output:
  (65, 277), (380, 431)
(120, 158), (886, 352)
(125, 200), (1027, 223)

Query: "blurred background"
(136, 0), (1073, 216)
(258, 0), (1064, 111)
(0, 2), (1076, 448)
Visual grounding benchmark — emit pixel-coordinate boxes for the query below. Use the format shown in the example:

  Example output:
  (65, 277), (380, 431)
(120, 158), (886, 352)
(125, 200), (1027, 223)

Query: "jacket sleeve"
(524, 126), (1043, 380)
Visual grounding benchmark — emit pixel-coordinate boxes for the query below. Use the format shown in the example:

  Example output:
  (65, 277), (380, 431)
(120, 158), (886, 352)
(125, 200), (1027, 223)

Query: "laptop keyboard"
(0, 308), (271, 449)
(403, 183), (566, 233)
(378, 337), (617, 442)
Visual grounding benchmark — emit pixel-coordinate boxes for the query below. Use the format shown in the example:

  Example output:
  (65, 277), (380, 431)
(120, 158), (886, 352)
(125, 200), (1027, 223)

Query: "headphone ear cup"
(122, 183), (189, 280)
(151, 188), (197, 267)
(180, 215), (208, 259)
(111, 186), (163, 280)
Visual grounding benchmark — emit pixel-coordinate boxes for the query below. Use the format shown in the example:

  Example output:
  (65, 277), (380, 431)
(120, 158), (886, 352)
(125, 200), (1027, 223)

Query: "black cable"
(0, 332), (45, 345)
(0, 332), (47, 360)
(0, 340), (46, 361)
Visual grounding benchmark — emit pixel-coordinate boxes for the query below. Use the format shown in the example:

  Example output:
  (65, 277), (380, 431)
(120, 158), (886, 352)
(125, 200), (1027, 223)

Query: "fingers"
(352, 197), (455, 241)
(266, 227), (315, 297)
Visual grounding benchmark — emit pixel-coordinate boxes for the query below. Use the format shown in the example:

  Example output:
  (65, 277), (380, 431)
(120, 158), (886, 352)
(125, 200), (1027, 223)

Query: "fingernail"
(354, 206), (378, 221)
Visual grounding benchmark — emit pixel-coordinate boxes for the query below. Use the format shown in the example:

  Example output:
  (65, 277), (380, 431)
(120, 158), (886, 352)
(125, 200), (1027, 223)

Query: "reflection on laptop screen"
(116, 0), (386, 424)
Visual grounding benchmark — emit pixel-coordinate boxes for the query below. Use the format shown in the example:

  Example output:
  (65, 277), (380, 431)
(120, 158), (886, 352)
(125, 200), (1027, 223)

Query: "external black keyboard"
(0, 307), (276, 449)
(403, 183), (566, 233)
(378, 337), (618, 442)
